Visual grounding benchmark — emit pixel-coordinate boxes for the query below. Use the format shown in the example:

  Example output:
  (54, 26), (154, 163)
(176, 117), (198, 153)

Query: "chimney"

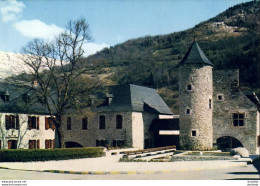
(106, 93), (114, 105)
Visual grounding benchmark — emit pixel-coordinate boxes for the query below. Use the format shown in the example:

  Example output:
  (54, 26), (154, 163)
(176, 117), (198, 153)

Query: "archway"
(216, 136), (243, 152)
(65, 141), (83, 148)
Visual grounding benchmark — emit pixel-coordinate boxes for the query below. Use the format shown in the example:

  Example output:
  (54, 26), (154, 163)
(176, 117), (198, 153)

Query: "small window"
(187, 84), (192, 91)
(191, 130), (197, 137)
(217, 94), (224, 101)
(232, 113), (245, 127)
(209, 99), (212, 109)
(116, 115), (123, 129)
(186, 108), (191, 115)
(258, 136), (260, 147)
(82, 117), (88, 130)
(99, 115), (105, 129)
(28, 116), (39, 130)
(67, 117), (71, 130)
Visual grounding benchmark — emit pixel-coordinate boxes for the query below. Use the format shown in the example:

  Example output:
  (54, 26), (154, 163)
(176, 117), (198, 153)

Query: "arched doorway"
(65, 141), (83, 148)
(216, 136), (243, 152)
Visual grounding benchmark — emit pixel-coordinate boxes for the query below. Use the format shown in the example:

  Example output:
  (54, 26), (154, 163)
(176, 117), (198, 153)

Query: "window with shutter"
(37, 140), (40, 149)
(37, 117), (39, 130)
(45, 117), (49, 130)
(45, 140), (49, 149)
(28, 116), (32, 130)
(16, 115), (19, 129)
(5, 115), (10, 130)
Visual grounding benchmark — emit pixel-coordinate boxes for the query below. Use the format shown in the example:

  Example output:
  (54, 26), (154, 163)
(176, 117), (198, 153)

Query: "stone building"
(62, 84), (173, 149)
(0, 83), (55, 149)
(177, 41), (260, 154)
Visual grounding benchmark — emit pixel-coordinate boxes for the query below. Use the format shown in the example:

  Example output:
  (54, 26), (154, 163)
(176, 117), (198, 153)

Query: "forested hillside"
(81, 1), (259, 113)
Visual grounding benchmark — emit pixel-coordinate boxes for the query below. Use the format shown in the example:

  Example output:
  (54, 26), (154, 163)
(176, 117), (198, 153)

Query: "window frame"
(82, 117), (88, 130)
(67, 117), (72, 130)
(191, 129), (198, 137)
(116, 115), (123, 129)
(99, 115), (106, 129)
(232, 113), (245, 127)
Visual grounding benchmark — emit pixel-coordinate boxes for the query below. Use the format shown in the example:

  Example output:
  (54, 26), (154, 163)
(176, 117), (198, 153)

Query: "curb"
(0, 162), (247, 175)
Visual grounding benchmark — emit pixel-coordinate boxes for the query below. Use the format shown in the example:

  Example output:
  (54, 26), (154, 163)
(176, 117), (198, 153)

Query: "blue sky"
(0, 0), (251, 56)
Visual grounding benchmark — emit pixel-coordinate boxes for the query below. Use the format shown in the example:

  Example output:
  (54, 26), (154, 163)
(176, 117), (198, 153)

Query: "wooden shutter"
(45, 117), (49, 130)
(45, 140), (48, 149)
(8, 140), (12, 149)
(37, 140), (40, 149)
(16, 115), (19, 130)
(37, 117), (39, 130)
(28, 116), (32, 130)
(52, 140), (55, 149)
(5, 115), (10, 130)
(29, 140), (33, 149)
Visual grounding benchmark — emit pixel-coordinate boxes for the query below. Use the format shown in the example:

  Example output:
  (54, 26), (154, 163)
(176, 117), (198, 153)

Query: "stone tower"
(177, 41), (214, 150)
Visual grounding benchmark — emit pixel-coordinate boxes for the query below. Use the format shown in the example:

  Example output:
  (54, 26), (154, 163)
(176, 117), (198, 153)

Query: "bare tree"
(11, 18), (99, 148)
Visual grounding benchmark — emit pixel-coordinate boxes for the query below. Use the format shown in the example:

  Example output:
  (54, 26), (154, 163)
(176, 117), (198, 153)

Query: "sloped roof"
(0, 83), (50, 115)
(177, 41), (214, 67)
(96, 84), (173, 115)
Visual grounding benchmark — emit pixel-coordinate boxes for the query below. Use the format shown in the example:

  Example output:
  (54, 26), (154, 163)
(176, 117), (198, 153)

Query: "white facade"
(0, 113), (55, 149)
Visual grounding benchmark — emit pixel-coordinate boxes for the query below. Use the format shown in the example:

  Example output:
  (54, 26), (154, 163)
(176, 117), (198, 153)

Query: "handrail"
(123, 145), (176, 155)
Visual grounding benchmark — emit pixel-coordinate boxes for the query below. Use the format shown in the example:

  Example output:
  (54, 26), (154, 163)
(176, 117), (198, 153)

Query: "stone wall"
(178, 64), (213, 150)
(62, 112), (133, 148)
(213, 70), (259, 154)
(0, 113), (55, 149)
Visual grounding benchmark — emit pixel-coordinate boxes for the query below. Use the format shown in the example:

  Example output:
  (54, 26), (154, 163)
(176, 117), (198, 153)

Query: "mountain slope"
(81, 1), (259, 113)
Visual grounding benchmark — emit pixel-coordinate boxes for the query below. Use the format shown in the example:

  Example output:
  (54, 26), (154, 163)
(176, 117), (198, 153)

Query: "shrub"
(0, 147), (105, 162)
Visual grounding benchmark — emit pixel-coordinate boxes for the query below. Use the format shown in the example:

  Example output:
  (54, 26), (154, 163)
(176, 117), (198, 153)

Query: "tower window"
(209, 99), (212, 109)
(187, 84), (192, 91)
(191, 130), (197, 137)
(186, 108), (191, 115)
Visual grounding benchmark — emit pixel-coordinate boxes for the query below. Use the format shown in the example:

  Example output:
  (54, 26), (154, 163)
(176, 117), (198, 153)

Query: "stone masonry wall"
(179, 64), (213, 150)
(213, 70), (259, 154)
(62, 112), (133, 148)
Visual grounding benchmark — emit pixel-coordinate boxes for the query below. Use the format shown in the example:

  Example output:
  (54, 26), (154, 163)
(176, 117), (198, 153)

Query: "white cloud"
(13, 19), (64, 40)
(0, 0), (25, 22)
(82, 42), (109, 57)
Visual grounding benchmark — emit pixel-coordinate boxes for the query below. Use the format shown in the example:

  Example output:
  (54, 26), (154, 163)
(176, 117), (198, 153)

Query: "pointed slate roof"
(177, 41), (213, 67)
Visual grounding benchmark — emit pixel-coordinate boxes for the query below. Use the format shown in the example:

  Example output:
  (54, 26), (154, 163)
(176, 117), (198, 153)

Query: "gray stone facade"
(179, 64), (213, 150)
(213, 70), (260, 154)
(62, 111), (160, 149)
